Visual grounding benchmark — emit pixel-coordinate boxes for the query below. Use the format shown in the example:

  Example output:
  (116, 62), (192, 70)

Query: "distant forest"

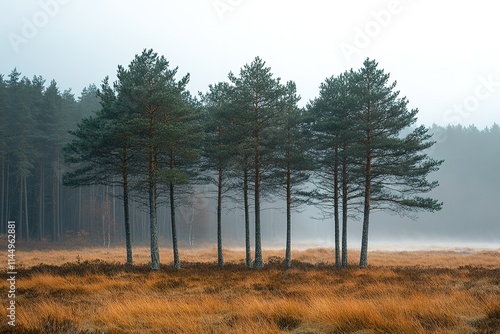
(1, 52), (499, 267)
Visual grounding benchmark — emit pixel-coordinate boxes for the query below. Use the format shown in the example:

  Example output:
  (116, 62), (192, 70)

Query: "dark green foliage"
(65, 49), (202, 270)
(353, 59), (442, 267)
(309, 59), (443, 268)
(226, 57), (303, 268)
(63, 77), (136, 264)
(1, 56), (451, 270)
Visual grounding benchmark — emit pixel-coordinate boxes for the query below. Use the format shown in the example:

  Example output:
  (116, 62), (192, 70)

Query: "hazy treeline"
(1, 51), (498, 268)
(0, 69), (101, 241)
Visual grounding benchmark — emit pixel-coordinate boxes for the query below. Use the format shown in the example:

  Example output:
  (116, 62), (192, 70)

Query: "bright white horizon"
(1, 0), (499, 128)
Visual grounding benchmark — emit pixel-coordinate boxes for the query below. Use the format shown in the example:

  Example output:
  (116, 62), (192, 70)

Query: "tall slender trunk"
(38, 162), (44, 240)
(333, 146), (340, 267)
(52, 174), (57, 241)
(19, 176), (23, 239)
(217, 166), (224, 268)
(341, 148), (348, 267)
(285, 163), (292, 269)
(55, 152), (61, 241)
(243, 164), (251, 268)
(253, 142), (263, 269)
(360, 154), (371, 268)
(360, 108), (372, 268)
(78, 187), (82, 233)
(112, 183), (116, 244)
(24, 175), (29, 240)
(122, 148), (132, 265)
(170, 148), (180, 269)
(149, 141), (160, 270)
(5, 161), (9, 229)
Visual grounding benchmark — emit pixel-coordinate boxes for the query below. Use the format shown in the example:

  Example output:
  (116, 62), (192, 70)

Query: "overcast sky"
(1, 0), (499, 128)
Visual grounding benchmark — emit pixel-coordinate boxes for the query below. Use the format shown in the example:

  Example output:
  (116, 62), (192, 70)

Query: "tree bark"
(285, 163), (292, 269)
(217, 166), (224, 268)
(333, 146), (340, 267)
(122, 148), (133, 265)
(243, 164), (251, 268)
(170, 148), (180, 269)
(359, 153), (371, 268)
(19, 176), (23, 239)
(24, 175), (29, 240)
(148, 140), (160, 270)
(253, 142), (263, 269)
(360, 109), (372, 268)
(38, 162), (44, 240)
(341, 150), (348, 267)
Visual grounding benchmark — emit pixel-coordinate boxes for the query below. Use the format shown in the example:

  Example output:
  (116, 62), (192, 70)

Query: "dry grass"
(0, 245), (498, 333)
(13, 243), (500, 268)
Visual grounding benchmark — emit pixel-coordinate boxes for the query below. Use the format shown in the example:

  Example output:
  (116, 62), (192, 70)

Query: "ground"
(0, 245), (498, 333)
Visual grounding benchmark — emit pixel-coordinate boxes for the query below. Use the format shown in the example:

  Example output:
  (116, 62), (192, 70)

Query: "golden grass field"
(0, 244), (499, 333)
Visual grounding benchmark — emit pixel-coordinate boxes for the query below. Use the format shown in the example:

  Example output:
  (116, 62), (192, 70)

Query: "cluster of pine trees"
(3, 49), (462, 269)
(0, 69), (101, 243)
(59, 49), (442, 269)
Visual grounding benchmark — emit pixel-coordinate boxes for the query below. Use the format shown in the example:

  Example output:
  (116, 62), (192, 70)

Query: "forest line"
(1, 49), (499, 269)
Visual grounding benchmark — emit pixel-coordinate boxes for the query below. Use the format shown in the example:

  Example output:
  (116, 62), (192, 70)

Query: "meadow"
(0, 245), (498, 333)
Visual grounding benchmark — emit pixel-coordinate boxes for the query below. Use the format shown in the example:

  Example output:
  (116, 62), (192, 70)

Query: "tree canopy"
(0, 53), (460, 269)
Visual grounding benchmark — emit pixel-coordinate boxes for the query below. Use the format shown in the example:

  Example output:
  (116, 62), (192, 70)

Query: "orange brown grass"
(0, 246), (498, 333)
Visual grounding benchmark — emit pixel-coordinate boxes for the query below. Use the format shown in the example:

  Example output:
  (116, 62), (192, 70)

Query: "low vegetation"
(1, 246), (499, 333)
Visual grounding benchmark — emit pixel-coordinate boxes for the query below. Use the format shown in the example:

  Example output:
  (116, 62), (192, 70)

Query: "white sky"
(1, 0), (499, 128)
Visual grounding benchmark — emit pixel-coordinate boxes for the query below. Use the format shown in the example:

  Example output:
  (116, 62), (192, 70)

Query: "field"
(0, 245), (499, 333)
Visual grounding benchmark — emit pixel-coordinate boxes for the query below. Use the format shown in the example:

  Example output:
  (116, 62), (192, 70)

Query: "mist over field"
(199, 124), (500, 251)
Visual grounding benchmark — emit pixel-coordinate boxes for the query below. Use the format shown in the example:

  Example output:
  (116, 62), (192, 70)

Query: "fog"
(199, 125), (500, 251)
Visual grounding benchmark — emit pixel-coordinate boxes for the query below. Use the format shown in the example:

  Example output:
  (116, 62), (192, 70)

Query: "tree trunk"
(360, 100), (373, 268)
(149, 143), (160, 270)
(217, 166), (224, 268)
(78, 187), (82, 232)
(170, 181), (179, 268)
(5, 161), (10, 231)
(360, 178), (370, 267)
(38, 162), (44, 240)
(122, 149), (133, 265)
(243, 165), (251, 268)
(170, 149), (180, 269)
(112, 183), (116, 244)
(360, 150), (371, 268)
(19, 176), (23, 239)
(341, 151), (348, 267)
(56, 152), (62, 241)
(253, 145), (263, 269)
(285, 163), (292, 269)
(24, 175), (29, 240)
(333, 146), (340, 267)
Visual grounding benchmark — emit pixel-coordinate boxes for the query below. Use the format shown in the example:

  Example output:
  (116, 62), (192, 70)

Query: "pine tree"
(201, 82), (235, 268)
(309, 70), (363, 267)
(64, 77), (138, 264)
(228, 57), (285, 268)
(352, 59), (443, 267)
(161, 92), (202, 269)
(115, 49), (198, 269)
(271, 81), (311, 268)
